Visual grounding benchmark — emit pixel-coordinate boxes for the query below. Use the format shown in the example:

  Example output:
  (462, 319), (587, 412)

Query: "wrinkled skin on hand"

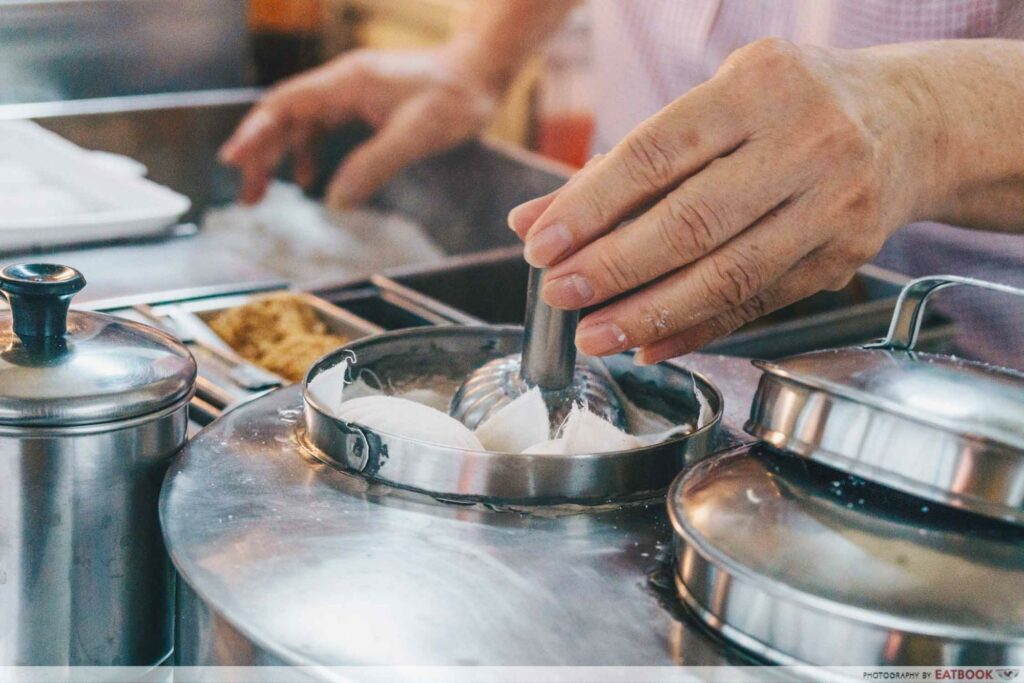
(509, 38), (945, 364)
(220, 48), (498, 209)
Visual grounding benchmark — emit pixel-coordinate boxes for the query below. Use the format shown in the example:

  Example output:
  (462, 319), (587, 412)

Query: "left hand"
(220, 48), (500, 208)
(508, 38), (947, 364)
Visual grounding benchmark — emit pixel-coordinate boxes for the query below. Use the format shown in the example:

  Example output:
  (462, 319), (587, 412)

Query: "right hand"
(219, 48), (500, 208)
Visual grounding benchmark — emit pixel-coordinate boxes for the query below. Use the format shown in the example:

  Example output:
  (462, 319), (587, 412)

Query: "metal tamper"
(450, 267), (627, 430)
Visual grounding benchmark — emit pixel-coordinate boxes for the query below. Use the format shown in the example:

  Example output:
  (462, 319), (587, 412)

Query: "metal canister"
(0, 263), (196, 666)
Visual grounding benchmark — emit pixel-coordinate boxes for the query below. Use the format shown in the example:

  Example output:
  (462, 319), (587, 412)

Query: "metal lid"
(669, 446), (1024, 666)
(747, 275), (1024, 525)
(0, 263), (196, 427)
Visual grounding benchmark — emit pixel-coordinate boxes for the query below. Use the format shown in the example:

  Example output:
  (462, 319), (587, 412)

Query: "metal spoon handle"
(521, 267), (579, 390)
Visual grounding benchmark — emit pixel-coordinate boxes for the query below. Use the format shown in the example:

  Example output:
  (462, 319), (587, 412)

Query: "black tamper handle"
(0, 264), (86, 339)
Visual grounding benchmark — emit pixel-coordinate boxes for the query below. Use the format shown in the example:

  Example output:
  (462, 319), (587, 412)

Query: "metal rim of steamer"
(667, 447), (1024, 667)
(300, 326), (724, 504)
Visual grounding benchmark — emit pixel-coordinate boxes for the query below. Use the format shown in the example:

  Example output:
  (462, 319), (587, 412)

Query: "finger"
(634, 257), (846, 364)
(223, 103), (315, 204)
(221, 65), (365, 202)
(325, 93), (463, 208)
(522, 78), (747, 267)
(223, 107), (292, 204)
(508, 191), (559, 239)
(220, 106), (282, 165)
(574, 199), (823, 356)
(292, 143), (317, 190)
(220, 85), (323, 169)
(239, 160), (273, 205)
(542, 141), (800, 309)
(507, 153), (607, 238)
(222, 57), (366, 162)
(289, 122), (319, 190)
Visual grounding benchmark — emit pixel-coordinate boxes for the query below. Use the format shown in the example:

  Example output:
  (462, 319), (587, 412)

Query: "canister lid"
(746, 275), (1024, 525)
(669, 447), (1024, 666)
(751, 346), (1024, 449)
(0, 264), (196, 427)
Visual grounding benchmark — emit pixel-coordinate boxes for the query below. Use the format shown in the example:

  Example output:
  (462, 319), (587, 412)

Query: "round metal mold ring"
(300, 326), (724, 504)
(667, 448), (1024, 667)
(746, 370), (1024, 526)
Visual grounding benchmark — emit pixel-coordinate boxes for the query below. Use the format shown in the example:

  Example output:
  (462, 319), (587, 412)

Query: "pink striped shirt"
(589, 0), (1023, 367)
(590, 0), (1002, 150)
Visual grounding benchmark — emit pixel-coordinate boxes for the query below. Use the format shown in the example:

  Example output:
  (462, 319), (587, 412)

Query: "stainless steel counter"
(0, 232), (284, 306)
(164, 354), (762, 673)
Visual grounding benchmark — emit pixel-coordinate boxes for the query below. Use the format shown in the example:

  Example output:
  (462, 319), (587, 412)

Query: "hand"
(509, 38), (946, 364)
(220, 48), (500, 208)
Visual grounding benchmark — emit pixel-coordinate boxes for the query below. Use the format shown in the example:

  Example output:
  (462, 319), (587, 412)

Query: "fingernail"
(636, 340), (690, 365)
(524, 223), (573, 267)
(633, 348), (673, 365)
(543, 274), (594, 308)
(576, 322), (628, 356)
(633, 349), (653, 366)
(507, 203), (527, 233)
(508, 194), (553, 236)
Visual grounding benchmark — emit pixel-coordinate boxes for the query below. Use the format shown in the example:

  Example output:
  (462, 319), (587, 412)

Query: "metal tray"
(302, 326), (722, 504)
(108, 290), (383, 421)
(669, 445), (1024, 666)
(321, 275), (483, 329)
(180, 290), (384, 349)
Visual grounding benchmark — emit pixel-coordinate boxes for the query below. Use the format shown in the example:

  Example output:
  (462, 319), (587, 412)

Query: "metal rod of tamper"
(521, 267), (579, 390)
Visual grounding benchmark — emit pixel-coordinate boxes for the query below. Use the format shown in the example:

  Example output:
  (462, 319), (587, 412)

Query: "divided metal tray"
(106, 289), (383, 422)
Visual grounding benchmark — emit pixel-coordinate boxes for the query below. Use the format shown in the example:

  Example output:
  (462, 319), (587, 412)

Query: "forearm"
(443, 0), (579, 95)
(873, 39), (1024, 232)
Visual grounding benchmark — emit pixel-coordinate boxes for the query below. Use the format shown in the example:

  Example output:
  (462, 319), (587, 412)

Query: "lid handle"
(0, 264), (86, 340)
(871, 274), (1024, 351)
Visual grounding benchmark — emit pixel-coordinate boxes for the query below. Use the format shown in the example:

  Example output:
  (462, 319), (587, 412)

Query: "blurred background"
(0, 0), (594, 168)
(0, 0), (956, 363)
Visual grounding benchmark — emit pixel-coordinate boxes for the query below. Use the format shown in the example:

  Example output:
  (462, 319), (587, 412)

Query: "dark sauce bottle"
(250, 0), (325, 85)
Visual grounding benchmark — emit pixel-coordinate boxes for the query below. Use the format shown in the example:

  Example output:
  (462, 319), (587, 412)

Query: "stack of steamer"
(669, 276), (1024, 667)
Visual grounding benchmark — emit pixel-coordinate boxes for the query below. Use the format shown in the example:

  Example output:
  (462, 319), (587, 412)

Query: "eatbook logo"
(932, 670), (1020, 681)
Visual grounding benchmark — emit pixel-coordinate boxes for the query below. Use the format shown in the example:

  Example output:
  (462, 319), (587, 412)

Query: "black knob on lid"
(0, 264), (86, 339)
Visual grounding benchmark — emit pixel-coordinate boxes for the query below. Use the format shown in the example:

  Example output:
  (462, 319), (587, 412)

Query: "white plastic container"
(0, 121), (191, 251)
